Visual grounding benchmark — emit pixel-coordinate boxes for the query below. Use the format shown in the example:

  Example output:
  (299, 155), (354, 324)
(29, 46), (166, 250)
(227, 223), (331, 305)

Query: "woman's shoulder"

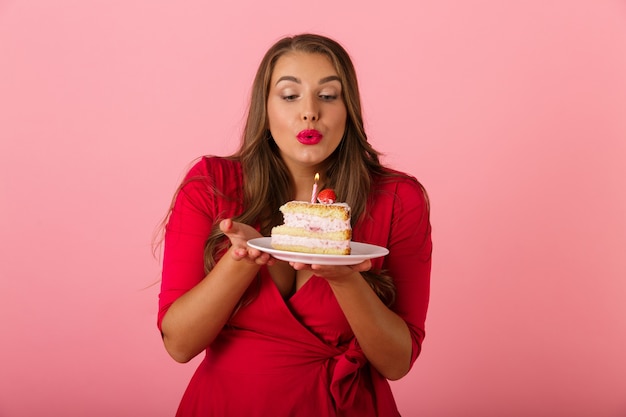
(176, 156), (244, 213)
(185, 155), (242, 179)
(373, 167), (428, 199)
(178, 156), (244, 201)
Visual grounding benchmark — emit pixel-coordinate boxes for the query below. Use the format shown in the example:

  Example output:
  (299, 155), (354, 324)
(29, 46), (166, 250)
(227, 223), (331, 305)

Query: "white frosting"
(282, 212), (350, 232)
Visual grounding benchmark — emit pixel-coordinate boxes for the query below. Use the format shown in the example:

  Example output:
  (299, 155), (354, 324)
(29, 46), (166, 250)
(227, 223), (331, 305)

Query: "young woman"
(158, 33), (432, 417)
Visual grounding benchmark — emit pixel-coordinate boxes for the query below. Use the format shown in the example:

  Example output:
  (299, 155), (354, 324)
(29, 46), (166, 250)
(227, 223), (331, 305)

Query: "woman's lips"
(297, 129), (323, 145)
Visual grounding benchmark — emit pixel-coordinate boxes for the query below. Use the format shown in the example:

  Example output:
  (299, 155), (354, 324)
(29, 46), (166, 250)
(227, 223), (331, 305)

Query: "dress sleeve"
(157, 159), (217, 331)
(385, 177), (432, 367)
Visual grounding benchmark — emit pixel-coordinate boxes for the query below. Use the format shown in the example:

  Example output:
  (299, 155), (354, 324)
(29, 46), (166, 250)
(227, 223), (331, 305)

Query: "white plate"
(247, 237), (389, 266)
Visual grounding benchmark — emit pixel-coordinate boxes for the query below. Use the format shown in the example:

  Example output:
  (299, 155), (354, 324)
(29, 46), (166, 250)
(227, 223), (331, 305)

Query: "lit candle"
(310, 173), (319, 203)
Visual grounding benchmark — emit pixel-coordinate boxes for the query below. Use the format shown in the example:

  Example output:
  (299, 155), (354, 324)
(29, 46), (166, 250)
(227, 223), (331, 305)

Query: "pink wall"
(1, 1), (625, 416)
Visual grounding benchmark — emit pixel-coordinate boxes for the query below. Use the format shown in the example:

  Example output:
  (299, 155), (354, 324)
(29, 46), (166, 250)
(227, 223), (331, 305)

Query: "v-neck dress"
(158, 156), (432, 417)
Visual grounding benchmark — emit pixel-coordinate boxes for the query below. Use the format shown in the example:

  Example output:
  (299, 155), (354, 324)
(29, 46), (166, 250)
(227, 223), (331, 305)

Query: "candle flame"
(314, 173), (319, 182)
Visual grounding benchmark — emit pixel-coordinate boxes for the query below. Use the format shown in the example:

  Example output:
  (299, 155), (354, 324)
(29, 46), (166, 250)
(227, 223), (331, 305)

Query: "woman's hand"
(219, 218), (276, 266)
(289, 259), (372, 282)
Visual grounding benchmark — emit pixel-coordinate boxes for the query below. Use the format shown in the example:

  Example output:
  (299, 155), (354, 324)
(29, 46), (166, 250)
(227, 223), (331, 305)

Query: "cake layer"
(271, 235), (351, 255)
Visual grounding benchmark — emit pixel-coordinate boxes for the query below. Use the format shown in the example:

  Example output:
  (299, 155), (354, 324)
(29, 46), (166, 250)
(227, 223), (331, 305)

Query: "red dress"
(158, 157), (432, 417)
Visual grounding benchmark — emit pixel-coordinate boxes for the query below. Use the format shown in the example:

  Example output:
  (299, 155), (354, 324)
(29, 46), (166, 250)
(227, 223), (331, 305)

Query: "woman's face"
(267, 51), (347, 173)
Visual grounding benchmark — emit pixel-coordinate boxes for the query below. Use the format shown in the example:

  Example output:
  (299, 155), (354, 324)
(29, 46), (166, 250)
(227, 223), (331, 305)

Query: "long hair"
(202, 34), (400, 305)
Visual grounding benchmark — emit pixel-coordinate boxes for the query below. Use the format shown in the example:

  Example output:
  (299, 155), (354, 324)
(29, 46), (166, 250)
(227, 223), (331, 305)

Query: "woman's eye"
(282, 95), (298, 101)
(319, 94), (337, 101)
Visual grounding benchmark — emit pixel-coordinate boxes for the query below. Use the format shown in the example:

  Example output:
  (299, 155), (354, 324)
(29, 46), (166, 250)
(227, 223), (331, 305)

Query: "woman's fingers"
(289, 259), (372, 281)
(350, 259), (372, 272)
(219, 218), (233, 233)
(229, 244), (276, 266)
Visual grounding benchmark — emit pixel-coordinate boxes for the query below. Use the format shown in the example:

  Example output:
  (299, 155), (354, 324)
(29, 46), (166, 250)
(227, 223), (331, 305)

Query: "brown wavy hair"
(176, 34), (402, 305)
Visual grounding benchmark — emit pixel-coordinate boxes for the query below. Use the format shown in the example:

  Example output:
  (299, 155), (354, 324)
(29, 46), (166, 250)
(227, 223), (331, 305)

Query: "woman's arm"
(291, 178), (432, 380)
(160, 219), (273, 363)
(291, 262), (412, 380)
(327, 269), (412, 380)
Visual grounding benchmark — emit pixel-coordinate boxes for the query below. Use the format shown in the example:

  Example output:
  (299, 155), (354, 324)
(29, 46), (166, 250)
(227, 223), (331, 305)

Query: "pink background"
(1, 1), (625, 416)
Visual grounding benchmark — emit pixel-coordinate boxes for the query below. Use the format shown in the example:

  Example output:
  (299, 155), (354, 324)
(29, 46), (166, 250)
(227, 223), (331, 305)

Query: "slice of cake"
(271, 190), (352, 255)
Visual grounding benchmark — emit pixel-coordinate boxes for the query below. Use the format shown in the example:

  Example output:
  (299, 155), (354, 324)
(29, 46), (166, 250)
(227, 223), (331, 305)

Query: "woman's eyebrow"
(275, 75), (300, 85)
(275, 75), (341, 86)
(318, 75), (341, 84)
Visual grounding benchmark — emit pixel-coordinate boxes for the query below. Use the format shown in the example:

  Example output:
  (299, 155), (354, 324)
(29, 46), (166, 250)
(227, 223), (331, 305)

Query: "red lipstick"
(297, 129), (323, 145)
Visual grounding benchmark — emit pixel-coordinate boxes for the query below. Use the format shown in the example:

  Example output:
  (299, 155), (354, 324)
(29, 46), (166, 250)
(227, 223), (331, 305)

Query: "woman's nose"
(302, 112), (318, 121)
(301, 98), (319, 121)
